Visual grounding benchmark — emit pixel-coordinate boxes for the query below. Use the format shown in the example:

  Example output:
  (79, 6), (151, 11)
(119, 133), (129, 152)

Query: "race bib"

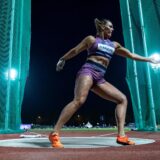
(97, 43), (115, 54)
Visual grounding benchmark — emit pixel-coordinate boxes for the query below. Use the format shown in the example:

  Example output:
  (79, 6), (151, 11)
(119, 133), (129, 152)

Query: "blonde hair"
(94, 18), (111, 33)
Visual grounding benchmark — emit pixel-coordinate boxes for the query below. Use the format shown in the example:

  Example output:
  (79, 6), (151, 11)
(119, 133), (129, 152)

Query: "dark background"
(21, 0), (134, 126)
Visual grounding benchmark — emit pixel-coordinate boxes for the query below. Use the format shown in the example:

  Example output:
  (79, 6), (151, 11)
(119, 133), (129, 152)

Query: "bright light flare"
(150, 53), (160, 69)
(5, 68), (18, 80)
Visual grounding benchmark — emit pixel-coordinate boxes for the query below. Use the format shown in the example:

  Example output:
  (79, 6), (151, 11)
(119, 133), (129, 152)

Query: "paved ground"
(0, 136), (155, 148)
(0, 130), (160, 160)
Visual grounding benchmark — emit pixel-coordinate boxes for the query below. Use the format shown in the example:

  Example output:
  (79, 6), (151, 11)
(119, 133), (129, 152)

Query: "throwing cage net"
(120, 0), (160, 131)
(0, 0), (31, 133)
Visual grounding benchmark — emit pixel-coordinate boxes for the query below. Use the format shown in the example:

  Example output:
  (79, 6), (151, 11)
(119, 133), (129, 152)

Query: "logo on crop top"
(97, 43), (115, 54)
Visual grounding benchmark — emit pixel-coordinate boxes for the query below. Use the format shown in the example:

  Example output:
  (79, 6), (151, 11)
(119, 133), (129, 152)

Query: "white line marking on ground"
(91, 131), (131, 138)
(91, 132), (117, 137)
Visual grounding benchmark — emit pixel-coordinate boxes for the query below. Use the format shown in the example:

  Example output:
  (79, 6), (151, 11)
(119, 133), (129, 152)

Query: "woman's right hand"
(56, 59), (65, 71)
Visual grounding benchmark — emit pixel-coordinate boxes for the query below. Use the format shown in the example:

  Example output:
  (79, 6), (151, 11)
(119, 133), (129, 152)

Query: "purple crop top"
(87, 37), (115, 60)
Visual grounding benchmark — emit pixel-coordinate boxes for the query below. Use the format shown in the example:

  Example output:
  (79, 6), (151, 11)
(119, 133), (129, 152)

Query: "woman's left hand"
(149, 57), (160, 64)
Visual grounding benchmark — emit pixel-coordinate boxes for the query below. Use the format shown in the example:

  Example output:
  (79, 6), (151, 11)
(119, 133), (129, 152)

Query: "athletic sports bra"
(87, 37), (115, 60)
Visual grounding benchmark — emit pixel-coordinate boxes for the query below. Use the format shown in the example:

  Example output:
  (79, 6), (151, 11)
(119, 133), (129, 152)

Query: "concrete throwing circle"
(0, 137), (155, 148)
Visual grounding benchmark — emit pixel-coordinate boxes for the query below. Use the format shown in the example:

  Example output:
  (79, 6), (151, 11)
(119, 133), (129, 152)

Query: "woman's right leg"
(53, 75), (93, 134)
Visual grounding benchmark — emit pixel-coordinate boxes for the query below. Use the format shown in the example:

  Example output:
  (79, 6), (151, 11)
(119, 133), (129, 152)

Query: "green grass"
(29, 127), (131, 132)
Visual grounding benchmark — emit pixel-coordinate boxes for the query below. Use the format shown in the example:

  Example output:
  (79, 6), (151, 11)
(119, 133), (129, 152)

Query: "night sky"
(21, 0), (134, 126)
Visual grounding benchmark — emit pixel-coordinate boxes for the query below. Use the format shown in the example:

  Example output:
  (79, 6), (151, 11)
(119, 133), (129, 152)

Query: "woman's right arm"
(60, 35), (95, 61)
(56, 35), (95, 71)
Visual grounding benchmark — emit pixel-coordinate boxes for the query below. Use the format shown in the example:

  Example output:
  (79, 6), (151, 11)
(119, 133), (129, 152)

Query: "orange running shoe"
(116, 135), (135, 145)
(49, 132), (64, 148)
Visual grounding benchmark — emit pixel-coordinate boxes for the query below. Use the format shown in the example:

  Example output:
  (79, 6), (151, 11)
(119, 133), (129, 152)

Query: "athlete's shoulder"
(82, 35), (96, 48)
(112, 41), (122, 49)
(84, 35), (96, 42)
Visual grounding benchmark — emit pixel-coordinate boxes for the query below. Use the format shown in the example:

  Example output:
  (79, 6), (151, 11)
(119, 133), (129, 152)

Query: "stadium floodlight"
(150, 53), (160, 69)
(5, 68), (18, 80)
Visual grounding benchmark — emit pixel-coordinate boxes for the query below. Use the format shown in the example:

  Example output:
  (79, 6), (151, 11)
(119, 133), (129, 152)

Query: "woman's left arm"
(114, 42), (158, 63)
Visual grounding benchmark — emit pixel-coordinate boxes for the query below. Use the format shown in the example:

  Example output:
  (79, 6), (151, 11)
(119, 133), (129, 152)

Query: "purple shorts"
(76, 60), (107, 85)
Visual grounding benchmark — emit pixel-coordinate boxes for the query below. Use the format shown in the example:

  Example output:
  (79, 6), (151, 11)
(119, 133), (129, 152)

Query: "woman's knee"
(73, 97), (86, 108)
(118, 94), (128, 105)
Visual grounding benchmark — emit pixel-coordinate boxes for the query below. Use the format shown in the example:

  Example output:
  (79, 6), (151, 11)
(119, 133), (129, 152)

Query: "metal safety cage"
(119, 0), (160, 131)
(0, 0), (31, 133)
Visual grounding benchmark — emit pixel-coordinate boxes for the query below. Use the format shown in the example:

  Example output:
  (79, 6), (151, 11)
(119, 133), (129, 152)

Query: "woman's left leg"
(91, 81), (128, 136)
